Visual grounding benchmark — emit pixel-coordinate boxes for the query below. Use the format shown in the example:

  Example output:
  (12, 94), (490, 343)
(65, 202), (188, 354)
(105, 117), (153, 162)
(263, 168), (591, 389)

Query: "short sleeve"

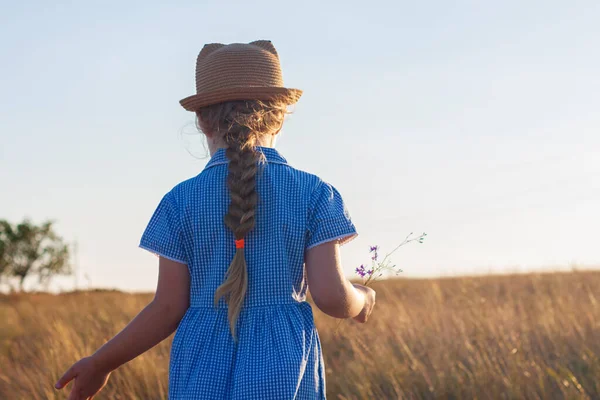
(139, 191), (187, 264)
(306, 180), (358, 250)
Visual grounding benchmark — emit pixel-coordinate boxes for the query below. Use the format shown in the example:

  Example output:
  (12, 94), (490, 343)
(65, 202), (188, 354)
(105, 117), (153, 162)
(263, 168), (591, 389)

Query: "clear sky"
(1, 1), (599, 292)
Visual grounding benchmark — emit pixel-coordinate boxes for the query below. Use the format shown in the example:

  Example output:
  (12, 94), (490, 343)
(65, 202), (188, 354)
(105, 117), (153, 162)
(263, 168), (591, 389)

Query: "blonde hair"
(196, 99), (288, 338)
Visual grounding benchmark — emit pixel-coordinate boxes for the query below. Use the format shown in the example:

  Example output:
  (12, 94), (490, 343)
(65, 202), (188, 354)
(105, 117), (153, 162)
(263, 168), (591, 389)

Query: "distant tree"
(0, 219), (71, 291)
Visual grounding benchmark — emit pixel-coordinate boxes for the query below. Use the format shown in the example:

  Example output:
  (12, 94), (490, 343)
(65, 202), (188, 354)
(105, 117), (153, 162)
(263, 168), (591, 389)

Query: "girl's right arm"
(55, 257), (190, 399)
(305, 241), (376, 322)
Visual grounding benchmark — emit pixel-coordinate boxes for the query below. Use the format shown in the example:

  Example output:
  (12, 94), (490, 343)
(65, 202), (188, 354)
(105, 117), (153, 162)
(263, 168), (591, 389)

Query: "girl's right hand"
(55, 356), (111, 400)
(352, 284), (376, 323)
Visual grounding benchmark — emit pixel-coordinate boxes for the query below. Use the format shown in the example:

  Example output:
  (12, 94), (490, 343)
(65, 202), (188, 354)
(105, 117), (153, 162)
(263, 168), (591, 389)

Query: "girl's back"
(143, 147), (356, 309)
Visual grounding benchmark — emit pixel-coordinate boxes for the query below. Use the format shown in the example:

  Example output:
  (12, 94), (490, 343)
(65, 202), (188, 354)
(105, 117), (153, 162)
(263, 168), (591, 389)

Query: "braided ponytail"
(196, 100), (287, 338)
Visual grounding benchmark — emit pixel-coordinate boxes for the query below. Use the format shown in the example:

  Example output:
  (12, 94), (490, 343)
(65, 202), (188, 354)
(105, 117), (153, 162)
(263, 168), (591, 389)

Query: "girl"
(55, 40), (376, 400)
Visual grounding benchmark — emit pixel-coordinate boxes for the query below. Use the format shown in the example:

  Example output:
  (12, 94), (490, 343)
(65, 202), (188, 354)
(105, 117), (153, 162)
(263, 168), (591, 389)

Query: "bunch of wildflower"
(334, 231), (427, 334)
(356, 232), (427, 286)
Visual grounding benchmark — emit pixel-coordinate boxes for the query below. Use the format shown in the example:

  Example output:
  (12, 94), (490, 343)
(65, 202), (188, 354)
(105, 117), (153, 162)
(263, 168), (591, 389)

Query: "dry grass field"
(1, 270), (599, 399)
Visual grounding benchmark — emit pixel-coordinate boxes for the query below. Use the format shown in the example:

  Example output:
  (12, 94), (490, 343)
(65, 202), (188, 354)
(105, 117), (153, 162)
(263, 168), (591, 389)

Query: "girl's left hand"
(55, 356), (111, 400)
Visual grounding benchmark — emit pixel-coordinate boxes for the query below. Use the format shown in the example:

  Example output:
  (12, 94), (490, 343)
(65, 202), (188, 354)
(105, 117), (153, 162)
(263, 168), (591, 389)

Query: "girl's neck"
(207, 134), (277, 156)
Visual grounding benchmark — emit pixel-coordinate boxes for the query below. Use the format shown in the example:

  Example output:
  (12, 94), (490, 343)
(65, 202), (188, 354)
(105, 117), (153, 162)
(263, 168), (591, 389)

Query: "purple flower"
(355, 264), (368, 278)
(369, 245), (379, 261)
(367, 269), (373, 276)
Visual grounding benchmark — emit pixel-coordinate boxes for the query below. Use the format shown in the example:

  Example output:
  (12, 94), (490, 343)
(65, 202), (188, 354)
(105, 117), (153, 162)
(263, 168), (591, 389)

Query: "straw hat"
(179, 40), (303, 112)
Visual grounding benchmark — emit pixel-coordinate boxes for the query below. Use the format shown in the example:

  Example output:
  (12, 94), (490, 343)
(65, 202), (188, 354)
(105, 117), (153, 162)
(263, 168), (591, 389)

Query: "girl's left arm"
(55, 257), (190, 399)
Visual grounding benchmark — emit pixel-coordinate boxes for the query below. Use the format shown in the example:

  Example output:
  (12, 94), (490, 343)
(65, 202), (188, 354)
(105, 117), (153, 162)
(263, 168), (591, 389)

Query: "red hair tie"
(235, 239), (245, 249)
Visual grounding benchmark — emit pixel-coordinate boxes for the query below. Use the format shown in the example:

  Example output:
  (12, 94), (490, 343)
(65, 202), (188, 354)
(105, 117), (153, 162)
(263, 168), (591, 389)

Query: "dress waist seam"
(188, 301), (309, 309)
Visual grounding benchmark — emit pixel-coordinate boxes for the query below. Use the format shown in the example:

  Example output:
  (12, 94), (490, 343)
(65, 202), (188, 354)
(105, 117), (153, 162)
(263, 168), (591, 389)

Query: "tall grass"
(1, 270), (599, 399)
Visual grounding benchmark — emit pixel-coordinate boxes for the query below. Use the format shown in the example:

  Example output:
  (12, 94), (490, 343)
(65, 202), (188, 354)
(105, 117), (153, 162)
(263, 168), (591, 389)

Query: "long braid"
(215, 131), (261, 337)
(196, 100), (287, 338)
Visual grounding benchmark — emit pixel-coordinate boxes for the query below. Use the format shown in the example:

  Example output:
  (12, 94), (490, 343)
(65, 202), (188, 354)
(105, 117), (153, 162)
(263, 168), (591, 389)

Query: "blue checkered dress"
(140, 146), (358, 399)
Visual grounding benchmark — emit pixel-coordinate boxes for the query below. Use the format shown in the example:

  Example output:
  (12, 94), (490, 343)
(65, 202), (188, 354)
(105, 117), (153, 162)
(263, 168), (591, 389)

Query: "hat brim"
(180, 87), (303, 112)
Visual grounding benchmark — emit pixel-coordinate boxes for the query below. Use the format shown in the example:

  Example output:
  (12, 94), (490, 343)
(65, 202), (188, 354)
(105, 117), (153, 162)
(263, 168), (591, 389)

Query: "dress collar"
(203, 146), (288, 171)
